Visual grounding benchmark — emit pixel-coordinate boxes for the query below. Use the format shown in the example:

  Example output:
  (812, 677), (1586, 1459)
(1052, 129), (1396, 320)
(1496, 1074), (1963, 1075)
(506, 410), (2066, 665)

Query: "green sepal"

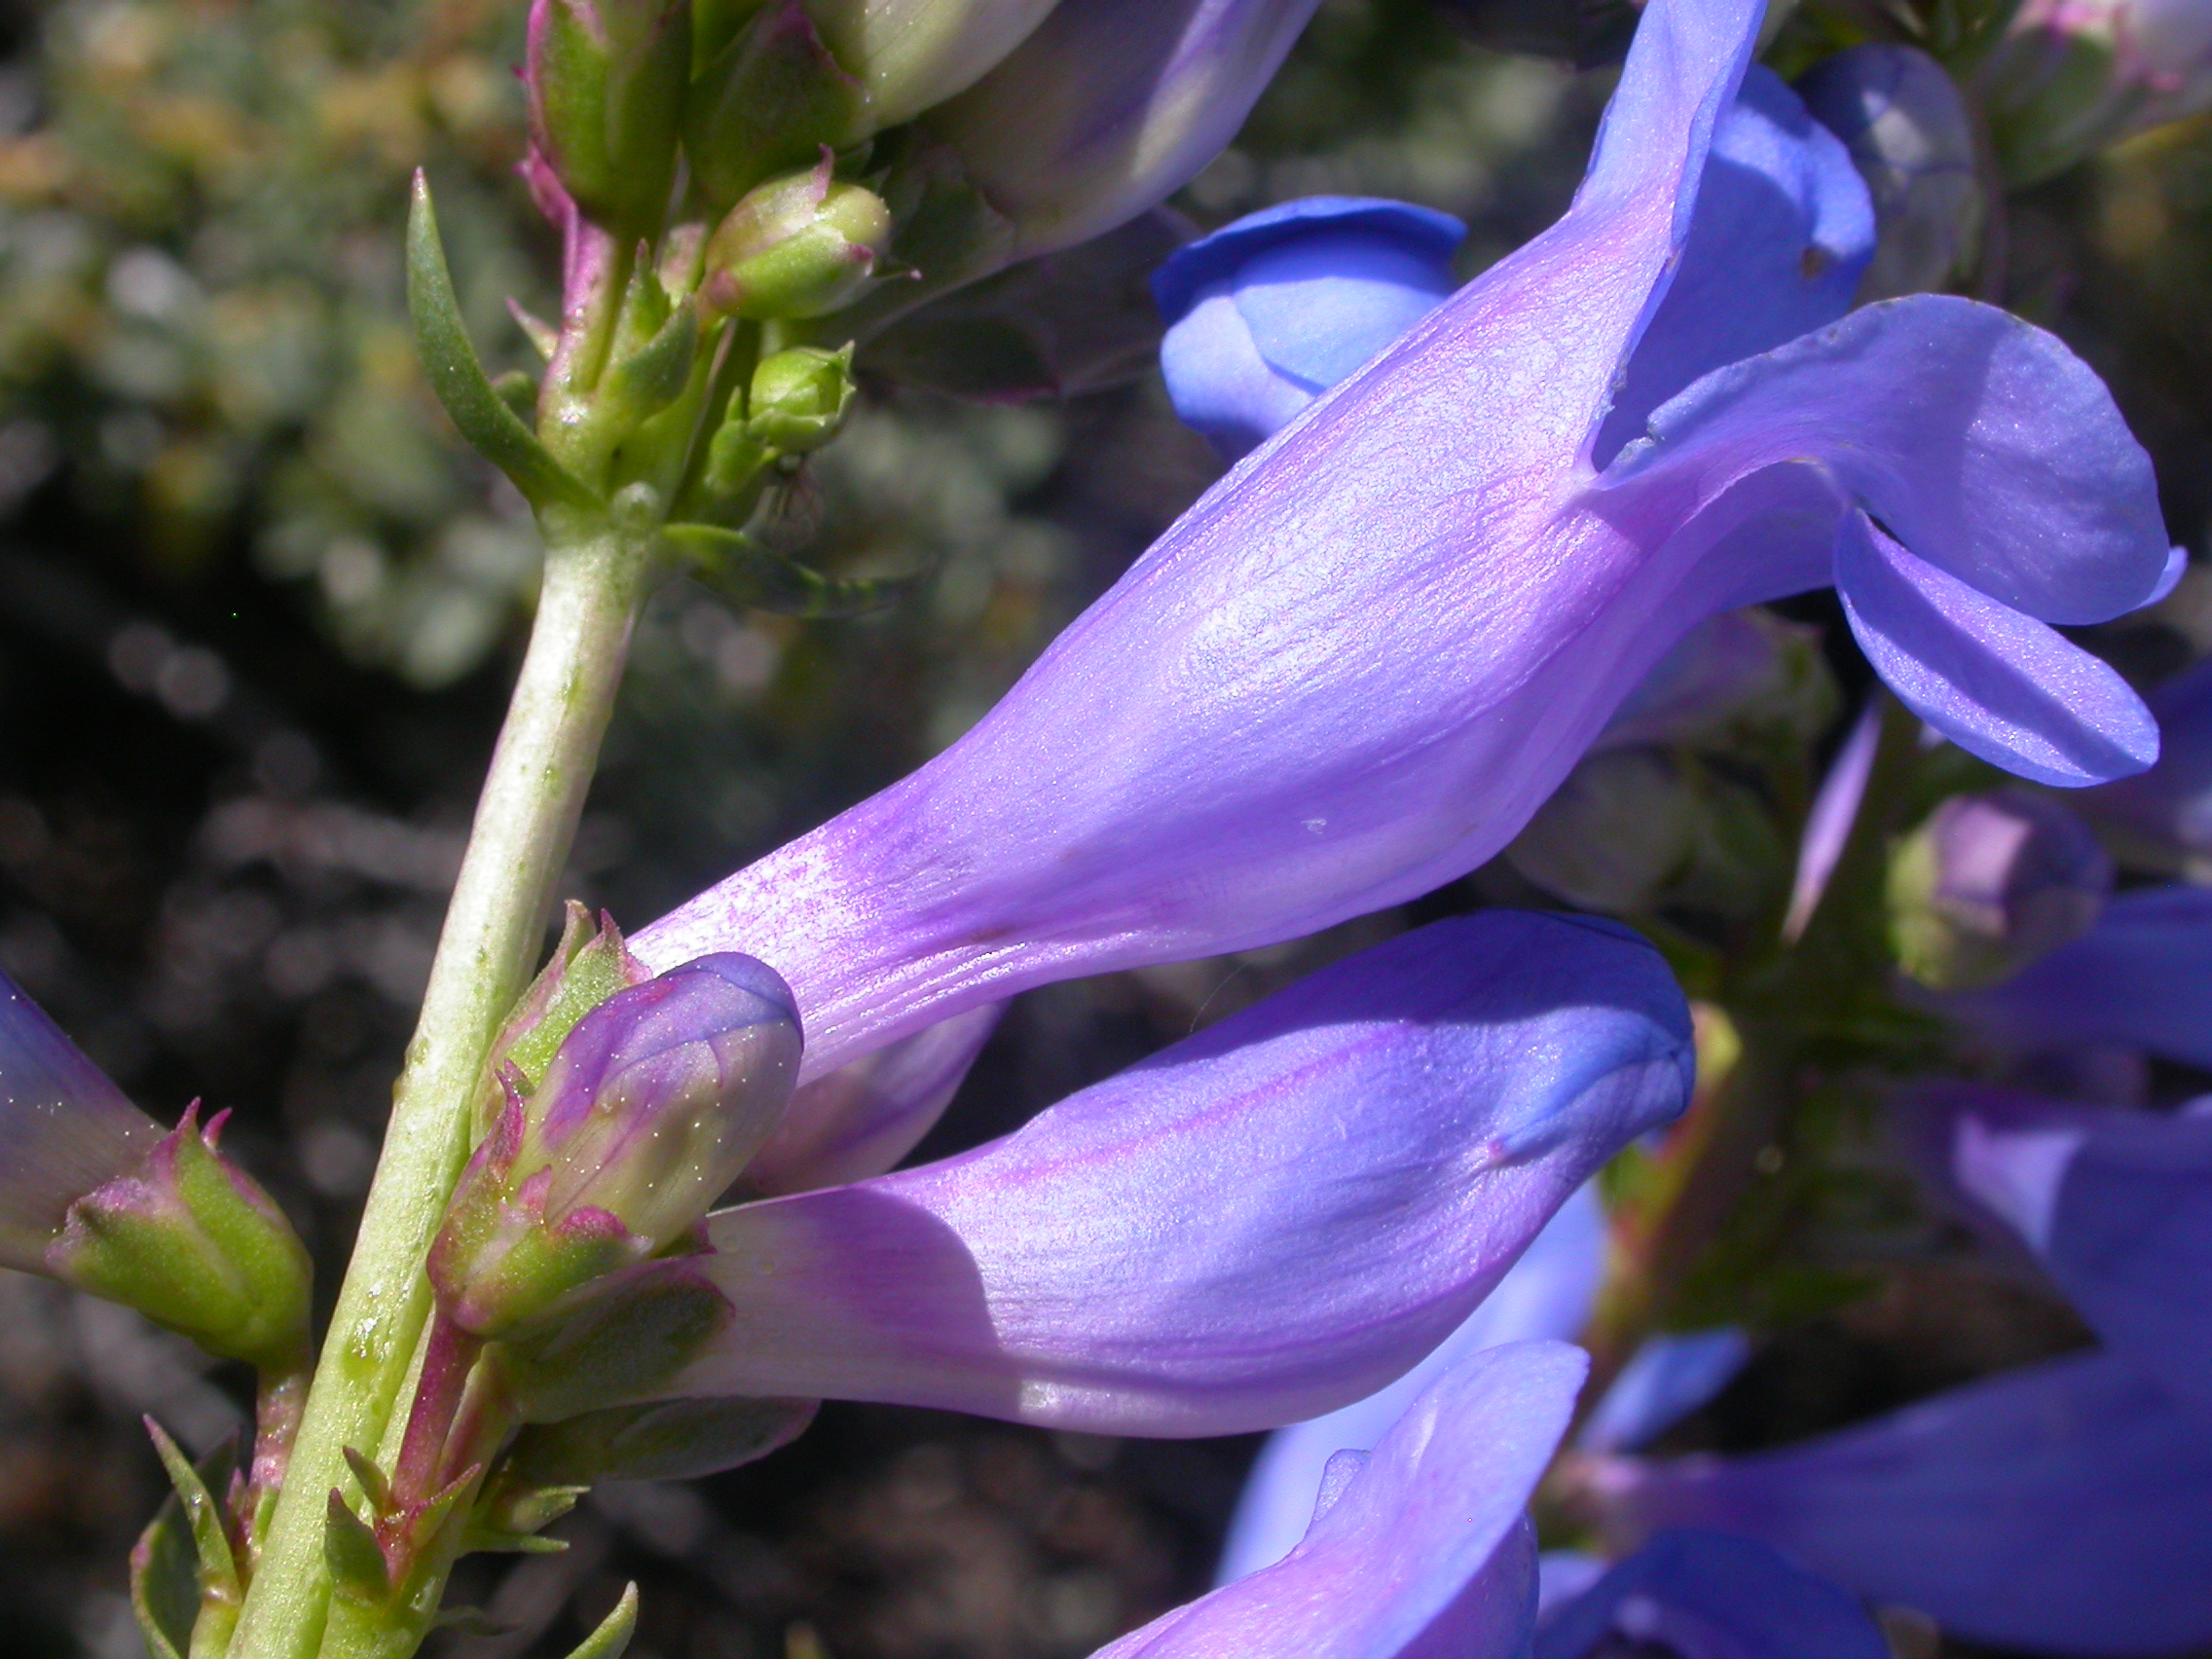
(684, 3), (866, 212)
(467, 1472), (587, 1551)
(507, 1395), (818, 1485)
(407, 172), (602, 516)
(701, 418), (775, 506)
(823, 130), (1016, 343)
(492, 1256), (735, 1423)
(492, 371), (539, 423)
(343, 1446), (396, 1518)
(567, 1583), (641, 1659)
(129, 1435), (239, 1659)
(664, 522), (920, 619)
(508, 299), (560, 362)
(323, 1490), (390, 1604)
(146, 1419), (240, 1600)
(606, 302), (700, 424)
(471, 903), (649, 1138)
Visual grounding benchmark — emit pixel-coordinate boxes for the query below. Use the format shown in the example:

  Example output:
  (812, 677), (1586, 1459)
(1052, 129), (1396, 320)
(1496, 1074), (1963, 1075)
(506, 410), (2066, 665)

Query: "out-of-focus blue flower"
(1152, 199), (1469, 461)
(1602, 1350), (2212, 1657)
(1798, 45), (1981, 300)
(1900, 1083), (2212, 1416)
(2084, 653), (2212, 876)
(567, 914), (1690, 1435)
(1940, 884), (2212, 1069)
(1784, 699), (1883, 940)
(635, 0), (2165, 1118)
(1538, 1530), (1890, 1659)
(1216, 1182), (1605, 1581)
(1575, 1329), (1753, 1455)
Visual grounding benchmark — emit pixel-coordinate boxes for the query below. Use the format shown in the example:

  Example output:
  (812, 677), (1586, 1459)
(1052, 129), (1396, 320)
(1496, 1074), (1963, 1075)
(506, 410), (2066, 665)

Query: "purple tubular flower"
(1092, 1340), (1585, 1659)
(650, 912), (1690, 1433)
(927, 0), (1331, 261)
(1217, 1181), (1605, 1582)
(1939, 885), (2212, 1069)
(1537, 1530), (1890, 1659)
(1604, 1350), (2212, 1657)
(1153, 198), (1469, 461)
(0, 969), (162, 1272)
(1900, 1083), (2212, 1416)
(635, 0), (2165, 1084)
(737, 1001), (1003, 1196)
(2083, 653), (2212, 873)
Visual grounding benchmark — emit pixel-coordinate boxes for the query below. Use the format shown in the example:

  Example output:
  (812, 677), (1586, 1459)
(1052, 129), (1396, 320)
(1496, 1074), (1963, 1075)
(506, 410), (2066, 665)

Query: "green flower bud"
(700, 161), (892, 320)
(49, 1104), (313, 1371)
(747, 345), (857, 451)
(528, 0), (693, 236)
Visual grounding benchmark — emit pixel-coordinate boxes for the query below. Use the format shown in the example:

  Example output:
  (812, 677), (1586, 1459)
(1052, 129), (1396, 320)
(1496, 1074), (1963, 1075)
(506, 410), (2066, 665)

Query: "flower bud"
(700, 161), (893, 320)
(927, 0), (1330, 261)
(0, 972), (310, 1369)
(428, 953), (802, 1338)
(1798, 46), (1983, 301)
(800, 0), (1063, 130)
(528, 0), (692, 236)
(1975, 0), (2212, 185)
(747, 345), (858, 452)
(1152, 198), (1467, 461)
(1888, 790), (2114, 992)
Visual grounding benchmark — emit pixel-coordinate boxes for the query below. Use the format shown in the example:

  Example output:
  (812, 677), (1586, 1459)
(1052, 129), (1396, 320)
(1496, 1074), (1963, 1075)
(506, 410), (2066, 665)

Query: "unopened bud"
(428, 953), (801, 1338)
(748, 346), (857, 452)
(527, 0), (691, 235)
(1889, 790), (2114, 991)
(51, 1104), (313, 1369)
(701, 163), (892, 320)
(1798, 46), (1982, 300)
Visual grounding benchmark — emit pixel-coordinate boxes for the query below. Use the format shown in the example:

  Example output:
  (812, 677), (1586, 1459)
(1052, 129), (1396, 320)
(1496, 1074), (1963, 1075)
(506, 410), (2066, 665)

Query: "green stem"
(229, 528), (645, 1659)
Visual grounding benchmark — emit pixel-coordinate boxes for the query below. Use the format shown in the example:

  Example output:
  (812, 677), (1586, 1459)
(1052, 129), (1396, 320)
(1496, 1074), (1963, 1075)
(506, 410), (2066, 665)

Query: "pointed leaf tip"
(406, 174), (602, 517)
(568, 1584), (641, 1659)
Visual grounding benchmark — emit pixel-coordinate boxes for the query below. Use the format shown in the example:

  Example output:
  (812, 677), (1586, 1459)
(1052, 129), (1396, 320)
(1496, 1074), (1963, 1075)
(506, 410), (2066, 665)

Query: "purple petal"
(1901, 1083), (2212, 1416)
(1157, 289), (1317, 461)
(1537, 1530), (1889, 1659)
(1151, 198), (1466, 322)
(739, 1003), (1003, 1197)
(1097, 1340), (1584, 1659)
(1940, 884), (2212, 1069)
(669, 913), (1690, 1432)
(1608, 1350), (2212, 1657)
(633, 0), (1768, 1071)
(1835, 511), (2157, 786)
(1576, 1330), (1753, 1455)
(1603, 296), (2169, 624)
(2083, 653), (2212, 869)
(0, 969), (161, 1273)
(1595, 65), (1874, 464)
(1783, 698), (1880, 940)
(1217, 1182), (1605, 1582)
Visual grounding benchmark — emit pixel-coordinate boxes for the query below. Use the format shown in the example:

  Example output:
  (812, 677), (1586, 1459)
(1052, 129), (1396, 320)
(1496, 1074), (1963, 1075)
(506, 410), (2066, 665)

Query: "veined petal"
(1099, 1341), (1584, 1659)
(1901, 1083), (2212, 1415)
(738, 1003), (1003, 1196)
(1834, 511), (2157, 787)
(1537, 1530), (1889, 1659)
(0, 969), (162, 1273)
(667, 914), (1690, 1432)
(635, 0), (1769, 1073)
(1217, 1182), (1606, 1582)
(1940, 885), (2212, 1068)
(1601, 295), (2169, 624)
(1606, 1350), (2212, 1657)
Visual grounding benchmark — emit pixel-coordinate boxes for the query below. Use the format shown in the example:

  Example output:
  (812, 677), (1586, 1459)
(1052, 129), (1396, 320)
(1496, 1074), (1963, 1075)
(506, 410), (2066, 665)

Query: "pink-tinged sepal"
(48, 1100), (313, 1372)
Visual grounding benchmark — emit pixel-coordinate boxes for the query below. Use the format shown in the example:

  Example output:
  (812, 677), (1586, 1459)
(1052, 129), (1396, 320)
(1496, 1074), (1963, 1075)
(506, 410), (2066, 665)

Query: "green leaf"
(663, 522), (921, 619)
(407, 172), (602, 516)
(343, 1446), (395, 1518)
(323, 1490), (390, 1604)
(129, 1437), (238, 1659)
(508, 298), (561, 362)
(566, 1584), (641, 1659)
(144, 1419), (239, 1598)
(607, 302), (699, 422)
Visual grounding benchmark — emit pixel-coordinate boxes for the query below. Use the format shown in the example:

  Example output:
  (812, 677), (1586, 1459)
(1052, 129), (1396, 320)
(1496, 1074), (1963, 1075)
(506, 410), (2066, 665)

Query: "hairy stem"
(230, 528), (645, 1659)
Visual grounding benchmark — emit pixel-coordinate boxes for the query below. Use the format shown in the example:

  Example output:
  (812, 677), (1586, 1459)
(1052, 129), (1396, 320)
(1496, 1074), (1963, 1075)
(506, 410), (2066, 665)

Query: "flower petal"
(737, 1004), (1004, 1197)
(1537, 1530), (1889, 1659)
(634, 0), (1770, 1074)
(2083, 652), (2212, 870)
(1217, 1182), (1606, 1582)
(1940, 885), (2212, 1068)
(1602, 295), (2169, 624)
(1099, 1341), (1584, 1659)
(1608, 1350), (2212, 1658)
(671, 913), (1690, 1433)
(1575, 1331), (1753, 1455)
(1834, 510), (2157, 787)
(0, 969), (162, 1272)
(1595, 64), (1874, 464)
